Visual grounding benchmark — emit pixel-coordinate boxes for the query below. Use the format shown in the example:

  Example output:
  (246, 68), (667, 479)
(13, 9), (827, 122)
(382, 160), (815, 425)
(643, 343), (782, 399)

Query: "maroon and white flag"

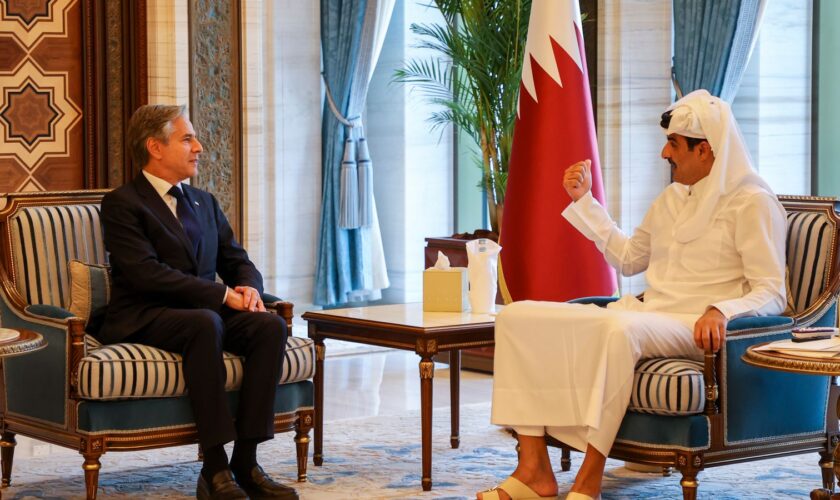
(499, 0), (616, 302)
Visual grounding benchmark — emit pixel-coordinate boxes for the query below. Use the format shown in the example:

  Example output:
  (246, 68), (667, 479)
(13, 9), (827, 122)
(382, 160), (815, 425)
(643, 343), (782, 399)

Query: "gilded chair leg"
(0, 432), (16, 486)
(295, 430), (311, 482)
(678, 469), (699, 500)
(809, 488), (833, 499)
(82, 452), (102, 500)
(294, 409), (314, 482)
(197, 443), (204, 462)
(560, 446), (571, 472)
(820, 449), (835, 492)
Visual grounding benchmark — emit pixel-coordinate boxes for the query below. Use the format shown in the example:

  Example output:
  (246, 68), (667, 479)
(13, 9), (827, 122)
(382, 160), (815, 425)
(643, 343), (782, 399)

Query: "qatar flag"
(499, 0), (616, 302)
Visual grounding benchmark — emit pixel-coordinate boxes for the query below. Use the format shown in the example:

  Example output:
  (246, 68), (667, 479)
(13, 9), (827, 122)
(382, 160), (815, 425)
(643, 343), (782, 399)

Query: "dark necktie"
(167, 186), (202, 254)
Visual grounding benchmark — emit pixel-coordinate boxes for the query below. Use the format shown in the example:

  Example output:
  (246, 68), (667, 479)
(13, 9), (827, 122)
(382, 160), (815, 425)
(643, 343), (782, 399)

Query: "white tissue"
(466, 239), (502, 314)
(431, 251), (451, 270)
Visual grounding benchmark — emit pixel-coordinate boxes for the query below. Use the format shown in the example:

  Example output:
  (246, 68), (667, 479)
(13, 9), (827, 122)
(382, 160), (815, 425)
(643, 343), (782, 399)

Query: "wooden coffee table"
(742, 342), (840, 499)
(303, 303), (498, 491)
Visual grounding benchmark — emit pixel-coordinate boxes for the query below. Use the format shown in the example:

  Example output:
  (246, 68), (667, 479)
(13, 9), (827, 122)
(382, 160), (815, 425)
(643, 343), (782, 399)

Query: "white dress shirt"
(561, 178), (787, 319)
(141, 169), (183, 218)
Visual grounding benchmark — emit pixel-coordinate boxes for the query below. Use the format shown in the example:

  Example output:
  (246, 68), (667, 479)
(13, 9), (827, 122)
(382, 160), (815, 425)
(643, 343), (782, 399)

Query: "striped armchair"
(0, 190), (315, 500)
(551, 195), (840, 499)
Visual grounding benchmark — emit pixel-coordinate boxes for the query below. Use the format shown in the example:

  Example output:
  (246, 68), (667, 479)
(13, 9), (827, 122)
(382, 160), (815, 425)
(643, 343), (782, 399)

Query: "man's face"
(149, 116), (203, 182)
(661, 133), (712, 186)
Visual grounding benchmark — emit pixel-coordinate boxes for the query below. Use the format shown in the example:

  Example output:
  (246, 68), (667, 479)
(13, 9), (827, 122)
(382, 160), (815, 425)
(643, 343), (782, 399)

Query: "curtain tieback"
(322, 72), (362, 129)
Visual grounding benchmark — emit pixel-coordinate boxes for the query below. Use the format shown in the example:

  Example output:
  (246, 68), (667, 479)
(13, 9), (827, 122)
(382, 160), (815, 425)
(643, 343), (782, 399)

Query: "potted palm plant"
(393, 0), (531, 234)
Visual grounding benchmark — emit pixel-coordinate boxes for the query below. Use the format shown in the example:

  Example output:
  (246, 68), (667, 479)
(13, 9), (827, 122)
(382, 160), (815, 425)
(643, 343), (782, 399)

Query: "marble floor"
(12, 347), (494, 460)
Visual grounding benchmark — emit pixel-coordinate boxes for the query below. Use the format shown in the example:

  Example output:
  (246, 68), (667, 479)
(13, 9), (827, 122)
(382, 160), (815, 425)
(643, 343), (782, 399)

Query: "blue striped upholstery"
(9, 205), (106, 308)
(786, 211), (832, 313)
(77, 336), (315, 400)
(8, 202), (314, 402)
(625, 210), (836, 417)
(630, 359), (705, 416)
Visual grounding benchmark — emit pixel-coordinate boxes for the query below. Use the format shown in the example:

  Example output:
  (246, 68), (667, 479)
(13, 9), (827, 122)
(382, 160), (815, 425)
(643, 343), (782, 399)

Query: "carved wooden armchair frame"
(0, 190), (314, 499)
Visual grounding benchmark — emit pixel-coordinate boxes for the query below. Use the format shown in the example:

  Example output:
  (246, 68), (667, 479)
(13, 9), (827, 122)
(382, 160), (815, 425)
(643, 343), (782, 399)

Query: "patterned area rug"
(3, 403), (822, 499)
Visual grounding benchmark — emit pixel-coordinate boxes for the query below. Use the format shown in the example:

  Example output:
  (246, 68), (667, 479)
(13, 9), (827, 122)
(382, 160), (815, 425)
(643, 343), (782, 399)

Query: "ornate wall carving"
(0, 0), (85, 192)
(189, 0), (241, 235)
(104, 0), (125, 186)
(104, 0), (146, 187)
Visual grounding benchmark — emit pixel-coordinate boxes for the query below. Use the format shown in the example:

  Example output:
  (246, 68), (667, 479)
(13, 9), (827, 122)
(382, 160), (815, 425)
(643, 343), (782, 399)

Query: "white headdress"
(663, 89), (782, 243)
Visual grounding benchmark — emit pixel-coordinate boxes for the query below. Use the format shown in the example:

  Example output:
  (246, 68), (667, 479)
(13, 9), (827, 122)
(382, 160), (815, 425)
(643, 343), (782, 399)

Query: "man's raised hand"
(563, 159), (592, 202)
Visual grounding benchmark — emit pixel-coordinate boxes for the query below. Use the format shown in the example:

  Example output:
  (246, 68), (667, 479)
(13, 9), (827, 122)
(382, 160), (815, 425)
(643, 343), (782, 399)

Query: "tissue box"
(423, 267), (469, 312)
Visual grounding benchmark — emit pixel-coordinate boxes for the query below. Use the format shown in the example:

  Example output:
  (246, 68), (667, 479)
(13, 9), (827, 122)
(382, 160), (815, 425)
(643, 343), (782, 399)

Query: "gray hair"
(126, 104), (187, 168)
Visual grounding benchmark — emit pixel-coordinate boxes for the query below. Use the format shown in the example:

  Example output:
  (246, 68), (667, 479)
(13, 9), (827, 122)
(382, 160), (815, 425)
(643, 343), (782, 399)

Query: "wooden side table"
(303, 303), (498, 491)
(0, 329), (46, 358)
(742, 343), (840, 499)
(0, 328), (47, 498)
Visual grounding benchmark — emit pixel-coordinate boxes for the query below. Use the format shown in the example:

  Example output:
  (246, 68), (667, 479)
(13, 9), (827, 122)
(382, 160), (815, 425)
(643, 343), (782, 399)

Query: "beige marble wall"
(147, 0), (189, 106)
(366, 0), (455, 304)
(597, 0), (673, 295)
(240, 0), (266, 267)
(241, 0), (323, 308)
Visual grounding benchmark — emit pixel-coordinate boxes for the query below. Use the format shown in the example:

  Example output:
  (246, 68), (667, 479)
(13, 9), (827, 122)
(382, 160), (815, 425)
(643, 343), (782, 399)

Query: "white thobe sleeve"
(710, 192), (787, 319)
(561, 191), (652, 277)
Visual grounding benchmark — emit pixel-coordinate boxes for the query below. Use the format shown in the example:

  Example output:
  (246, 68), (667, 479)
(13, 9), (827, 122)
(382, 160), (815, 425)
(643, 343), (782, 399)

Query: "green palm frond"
(394, 0), (533, 224)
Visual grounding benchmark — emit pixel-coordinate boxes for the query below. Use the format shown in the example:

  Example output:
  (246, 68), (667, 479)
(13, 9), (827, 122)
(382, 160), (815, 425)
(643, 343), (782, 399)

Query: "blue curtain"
(315, 0), (368, 306)
(673, 0), (765, 101)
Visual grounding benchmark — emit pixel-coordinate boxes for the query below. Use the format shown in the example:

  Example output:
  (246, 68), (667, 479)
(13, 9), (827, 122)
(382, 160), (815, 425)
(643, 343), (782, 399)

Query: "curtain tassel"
(356, 137), (373, 227)
(339, 137), (360, 229)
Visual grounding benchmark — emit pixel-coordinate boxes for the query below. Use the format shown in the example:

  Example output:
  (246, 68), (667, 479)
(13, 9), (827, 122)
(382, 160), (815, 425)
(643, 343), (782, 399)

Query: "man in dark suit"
(100, 104), (297, 500)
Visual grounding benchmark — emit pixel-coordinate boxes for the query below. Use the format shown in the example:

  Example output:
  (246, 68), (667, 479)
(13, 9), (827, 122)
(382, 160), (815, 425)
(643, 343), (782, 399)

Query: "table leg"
(313, 336), (325, 467)
(419, 355), (435, 491)
(450, 350), (461, 449)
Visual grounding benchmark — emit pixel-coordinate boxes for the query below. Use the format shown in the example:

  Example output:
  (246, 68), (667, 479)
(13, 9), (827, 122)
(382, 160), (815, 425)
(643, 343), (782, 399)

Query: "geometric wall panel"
(0, 36), (26, 71)
(0, 0), (84, 193)
(0, 0), (74, 49)
(0, 60), (81, 167)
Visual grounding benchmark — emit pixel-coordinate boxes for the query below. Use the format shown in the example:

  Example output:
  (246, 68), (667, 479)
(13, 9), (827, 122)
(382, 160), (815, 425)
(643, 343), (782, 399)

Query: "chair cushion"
(77, 336), (315, 400)
(629, 358), (705, 416)
(67, 260), (111, 327)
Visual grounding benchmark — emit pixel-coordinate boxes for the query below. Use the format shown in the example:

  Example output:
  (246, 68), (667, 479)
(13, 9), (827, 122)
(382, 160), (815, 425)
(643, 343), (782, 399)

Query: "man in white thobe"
(478, 90), (786, 500)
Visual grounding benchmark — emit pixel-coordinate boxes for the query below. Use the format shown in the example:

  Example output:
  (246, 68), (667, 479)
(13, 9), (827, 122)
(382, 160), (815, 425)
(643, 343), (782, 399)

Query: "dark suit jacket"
(98, 173), (263, 344)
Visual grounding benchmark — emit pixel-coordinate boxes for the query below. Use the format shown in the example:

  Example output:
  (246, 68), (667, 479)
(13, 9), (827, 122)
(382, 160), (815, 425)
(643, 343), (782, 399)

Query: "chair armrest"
(699, 315), (794, 416)
(727, 315), (794, 333)
(262, 293), (294, 334)
(262, 292), (283, 304)
(0, 293), (85, 422)
(718, 313), (830, 440)
(568, 296), (619, 307)
(25, 304), (76, 321)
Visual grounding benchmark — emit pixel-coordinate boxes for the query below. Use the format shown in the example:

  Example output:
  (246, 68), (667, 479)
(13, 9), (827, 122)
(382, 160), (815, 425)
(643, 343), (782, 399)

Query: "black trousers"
(127, 307), (288, 449)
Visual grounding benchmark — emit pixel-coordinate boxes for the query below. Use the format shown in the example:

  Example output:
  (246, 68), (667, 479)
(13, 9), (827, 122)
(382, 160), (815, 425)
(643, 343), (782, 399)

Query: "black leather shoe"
(197, 469), (249, 500)
(233, 464), (299, 499)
